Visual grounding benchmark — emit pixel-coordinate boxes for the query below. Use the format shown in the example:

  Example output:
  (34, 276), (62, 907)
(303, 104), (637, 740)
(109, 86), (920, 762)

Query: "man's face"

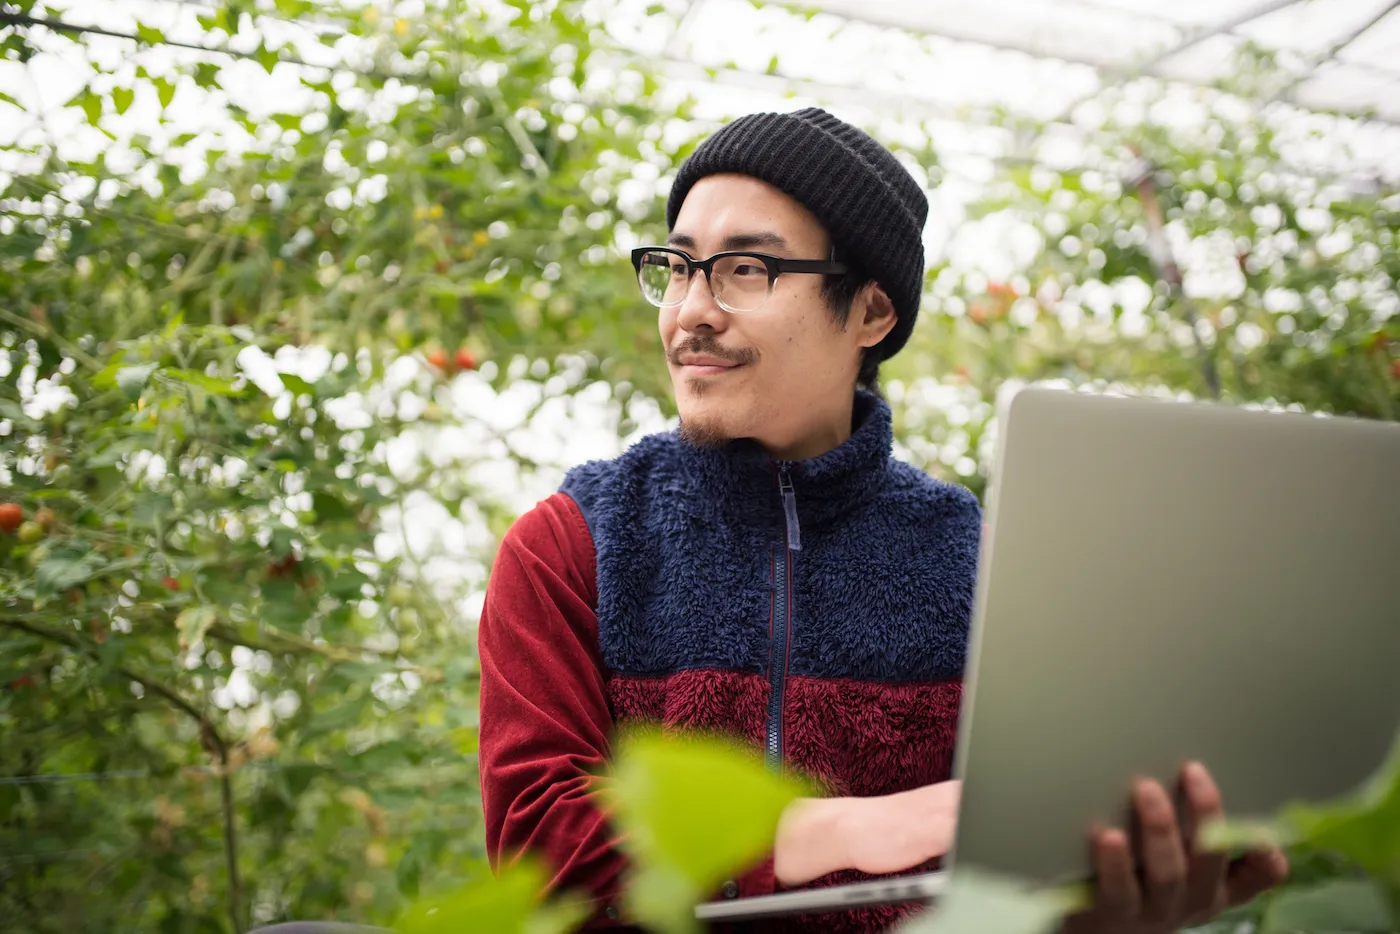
(660, 174), (867, 454)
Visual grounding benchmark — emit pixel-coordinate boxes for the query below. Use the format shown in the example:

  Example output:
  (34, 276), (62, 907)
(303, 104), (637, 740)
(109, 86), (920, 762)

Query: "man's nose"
(675, 270), (728, 333)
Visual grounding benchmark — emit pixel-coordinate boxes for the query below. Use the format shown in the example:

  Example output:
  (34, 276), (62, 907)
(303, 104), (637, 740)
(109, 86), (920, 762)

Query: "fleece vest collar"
(560, 390), (982, 687)
(679, 390), (893, 537)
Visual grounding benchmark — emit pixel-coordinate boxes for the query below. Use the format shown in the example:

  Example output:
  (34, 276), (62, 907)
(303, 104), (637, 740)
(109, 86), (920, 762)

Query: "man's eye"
(732, 264), (764, 276)
(669, 264), (688, 276)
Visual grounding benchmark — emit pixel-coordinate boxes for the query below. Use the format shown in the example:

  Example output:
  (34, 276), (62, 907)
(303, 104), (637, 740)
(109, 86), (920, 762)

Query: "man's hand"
(772, 762), (1286, 933)
(1064, 761), (1289, 934)
(773, 780), (962, 887)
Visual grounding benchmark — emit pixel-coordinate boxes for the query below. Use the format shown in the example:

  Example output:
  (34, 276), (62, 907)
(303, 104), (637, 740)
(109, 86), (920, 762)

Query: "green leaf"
(0, 90), (20, 108)
(196, 7), (229, 32)
(131, 491), (173, 528)
(452, 726), (479, 755)
(301, 695), (370, 740)
(161, 312), (186, 341)
(1284, 733), (1400, 880)
(193, 62), (220, 88)
(1259, 878), (1395, 933)
(311, 491), (354, 521)
(71, 88), (102, 125)
(396, 859), (587, 934)
(165, 368), (241, 396)
(34, 552), (103, 595)
(115, 363), (157, 401)
(154, 77), (176, 109)
(280, 763), (320, 799)
(135, 23), (166, 45)
(524, 897), (593, 934)
(271, 113), (302, 132)
(894, 870), (1079, 934)
(0, 398), (32, 425)
(279, 373), (315, 396)
(1198, 818), (1291, 851)
(32, 553), (142, 599)
(254, 41), (279, 74)
(602, 729), (811, 932)
(175, 606), (219, 650)
(396, 850), (422, 899)
(112, 87), (134, 115)
(1203, 732), (1400, 881)
(0, 782), (20, 819)
(87, 435), (143, 467)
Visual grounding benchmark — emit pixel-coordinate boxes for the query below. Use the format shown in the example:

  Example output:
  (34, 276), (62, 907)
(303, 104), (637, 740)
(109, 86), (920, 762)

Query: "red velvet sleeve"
(479, 492), (780, 927)
(478, 492), (628, 911)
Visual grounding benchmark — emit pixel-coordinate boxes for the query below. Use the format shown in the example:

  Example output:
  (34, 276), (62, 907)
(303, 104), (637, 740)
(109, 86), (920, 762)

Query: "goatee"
(678, 413), (733, 449)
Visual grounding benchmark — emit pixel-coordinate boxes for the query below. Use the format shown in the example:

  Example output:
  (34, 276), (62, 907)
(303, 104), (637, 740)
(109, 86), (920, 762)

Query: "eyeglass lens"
(636, 250), (773, 312)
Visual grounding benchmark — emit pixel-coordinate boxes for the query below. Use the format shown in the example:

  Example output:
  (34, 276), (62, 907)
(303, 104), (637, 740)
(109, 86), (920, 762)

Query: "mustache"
(666, 335), (759, 368)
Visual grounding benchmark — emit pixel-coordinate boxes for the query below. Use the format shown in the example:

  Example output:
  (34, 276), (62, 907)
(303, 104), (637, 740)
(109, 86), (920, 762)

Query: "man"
(477, 107), (1288, 932)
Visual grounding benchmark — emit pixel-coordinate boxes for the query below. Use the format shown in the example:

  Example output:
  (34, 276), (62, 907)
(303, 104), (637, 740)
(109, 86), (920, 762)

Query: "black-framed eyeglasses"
(630, 247), (847, 314)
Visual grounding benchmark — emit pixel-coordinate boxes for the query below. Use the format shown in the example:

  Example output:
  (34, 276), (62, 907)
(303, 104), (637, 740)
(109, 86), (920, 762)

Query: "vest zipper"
(766, 466), (800, 771)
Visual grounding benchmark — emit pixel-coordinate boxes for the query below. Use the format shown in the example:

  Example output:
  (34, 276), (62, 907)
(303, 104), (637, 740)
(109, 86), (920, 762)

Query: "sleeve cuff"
(730, 854), (778, 899)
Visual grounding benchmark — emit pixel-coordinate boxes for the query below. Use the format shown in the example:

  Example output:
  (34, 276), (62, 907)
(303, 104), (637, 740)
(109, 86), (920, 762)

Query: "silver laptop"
(698, 387), (1400, 922)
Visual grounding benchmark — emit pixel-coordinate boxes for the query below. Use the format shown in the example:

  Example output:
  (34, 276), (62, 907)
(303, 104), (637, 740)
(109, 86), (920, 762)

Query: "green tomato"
(24, 542), (50, 569)
(17, 521), (45, 545)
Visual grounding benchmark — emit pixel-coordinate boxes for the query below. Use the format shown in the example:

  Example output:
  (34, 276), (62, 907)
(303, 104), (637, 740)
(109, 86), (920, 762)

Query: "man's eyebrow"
(664, 231), (791, 252)
(722, 231), (789, 251)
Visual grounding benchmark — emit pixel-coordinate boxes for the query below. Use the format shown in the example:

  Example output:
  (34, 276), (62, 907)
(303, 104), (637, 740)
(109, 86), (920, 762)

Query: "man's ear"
(855, 283), (898, 349)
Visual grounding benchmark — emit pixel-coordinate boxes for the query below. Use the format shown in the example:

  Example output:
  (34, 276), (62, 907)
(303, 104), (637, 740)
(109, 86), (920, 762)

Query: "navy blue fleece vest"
(560, 392), (982, 685)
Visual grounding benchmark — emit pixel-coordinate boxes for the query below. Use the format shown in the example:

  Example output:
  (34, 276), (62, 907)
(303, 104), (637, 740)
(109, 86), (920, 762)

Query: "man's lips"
(673, 353), (746, 376)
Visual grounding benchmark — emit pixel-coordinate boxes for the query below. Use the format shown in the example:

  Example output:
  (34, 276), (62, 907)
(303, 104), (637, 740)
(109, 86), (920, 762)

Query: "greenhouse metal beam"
(1268, 0), (1400, 107)
(1134, 0), (1308, 71)
(764, 0), (1308, 76)
(750, 0), (1400, 128)
(1044, 0), (1309, 126)
(762, 1), (1125, 72)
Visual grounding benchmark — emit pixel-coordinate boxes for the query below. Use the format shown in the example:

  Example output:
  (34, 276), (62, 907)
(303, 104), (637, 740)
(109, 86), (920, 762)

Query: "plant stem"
(1130, 163), (1222, 399)
(220, 750), (245, 933)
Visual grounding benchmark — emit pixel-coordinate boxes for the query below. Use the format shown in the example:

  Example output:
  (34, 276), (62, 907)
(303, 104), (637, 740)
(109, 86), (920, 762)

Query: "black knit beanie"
(665, 107), (929, 361)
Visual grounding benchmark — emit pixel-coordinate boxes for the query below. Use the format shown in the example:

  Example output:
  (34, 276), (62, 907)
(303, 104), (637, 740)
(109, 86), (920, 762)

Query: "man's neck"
(759, 395), (856, 461)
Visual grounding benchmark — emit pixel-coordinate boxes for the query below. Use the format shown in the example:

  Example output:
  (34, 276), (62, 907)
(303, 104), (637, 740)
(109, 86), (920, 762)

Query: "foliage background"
(1, 0), (1397, 932)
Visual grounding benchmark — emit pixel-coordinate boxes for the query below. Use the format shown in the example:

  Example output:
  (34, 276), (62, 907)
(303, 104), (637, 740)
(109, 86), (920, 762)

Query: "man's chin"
(678, 414), (736, 448)
(675, 395), (744, 449)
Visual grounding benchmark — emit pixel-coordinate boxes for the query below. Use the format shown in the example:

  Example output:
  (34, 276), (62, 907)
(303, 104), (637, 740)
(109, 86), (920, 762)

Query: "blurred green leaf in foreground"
(896, 869), (1081, 934)
(1202, 731), (1400, 929)
(395, 857), (587, 934)
(601, 728), (812, 933)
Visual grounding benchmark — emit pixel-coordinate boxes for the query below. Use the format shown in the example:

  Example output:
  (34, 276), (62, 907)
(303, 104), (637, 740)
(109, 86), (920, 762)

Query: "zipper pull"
(779, 468), (801, 552)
